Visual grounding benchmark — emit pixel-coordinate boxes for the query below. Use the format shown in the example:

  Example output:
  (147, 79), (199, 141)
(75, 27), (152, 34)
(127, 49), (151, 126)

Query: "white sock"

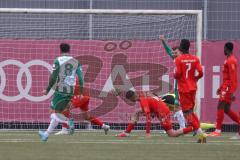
(215, 129), (221, 133)
(196, 128), (203, 134)
(52, 113), (69, 124)
(102, 124), (108, 129)
(174, 110), (186, 129)
(46, 117), (59, 136)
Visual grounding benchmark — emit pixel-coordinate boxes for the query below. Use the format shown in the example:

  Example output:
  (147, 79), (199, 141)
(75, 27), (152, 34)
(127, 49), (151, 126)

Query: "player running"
(55, 77), (110, 135)
(39, 43), (83, 142)
(174, 39), (207, 143)
(116, 90), (203, 142)
(208, 42), (240, 138)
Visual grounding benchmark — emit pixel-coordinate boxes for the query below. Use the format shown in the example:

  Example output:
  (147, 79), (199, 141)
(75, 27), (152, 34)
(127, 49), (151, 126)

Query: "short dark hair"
(126, 90), (135, 99)
(179, 39), (190, 53)
(224, 42), (233, 52)
(161, 94), (175, 105)
(60, 43), (70, 53)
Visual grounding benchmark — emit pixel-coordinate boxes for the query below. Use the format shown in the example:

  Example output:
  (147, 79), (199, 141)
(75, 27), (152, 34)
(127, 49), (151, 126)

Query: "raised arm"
(160, 35), (180, 104)
(160, 35), (174, 59)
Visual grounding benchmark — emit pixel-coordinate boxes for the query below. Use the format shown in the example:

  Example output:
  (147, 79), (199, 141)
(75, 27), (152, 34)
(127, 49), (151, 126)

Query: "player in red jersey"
(208, 42), (240, 138)
(174, 39), (206, 142)
(116, 90), (202, 142)
(55, 77), (110, 135)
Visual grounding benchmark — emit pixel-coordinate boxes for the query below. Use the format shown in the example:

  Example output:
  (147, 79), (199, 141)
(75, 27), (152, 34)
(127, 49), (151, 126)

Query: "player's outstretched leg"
(88, 115), (110, 135)
(116, 122), (135, 137)
(184, 112), (207, 143)
(117, 109), (143, 137)
(38, 113), (74, 142)
(116, 132), (130, 137)
(52, 113), (75, 135)
(55, 110), (71, 135)
(38, 113), (61, 142)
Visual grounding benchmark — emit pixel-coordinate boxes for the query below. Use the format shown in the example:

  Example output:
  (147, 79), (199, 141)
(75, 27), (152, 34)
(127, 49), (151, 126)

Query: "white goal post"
(0, 8), (202, 130)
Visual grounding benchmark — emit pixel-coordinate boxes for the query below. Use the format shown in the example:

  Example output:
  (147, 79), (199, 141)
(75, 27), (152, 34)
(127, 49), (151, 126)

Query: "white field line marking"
(0, 132), (235, 138)
(0, 138), (240, 145)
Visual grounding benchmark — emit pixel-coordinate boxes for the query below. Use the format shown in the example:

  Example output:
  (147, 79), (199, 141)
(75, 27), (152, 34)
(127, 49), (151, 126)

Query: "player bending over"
(208, 42), (240, 138)
(117, 90), (206, 143)
(39, 43), (83, 142)
(55, 77), (110, 135)
(116, 92), (214, 138)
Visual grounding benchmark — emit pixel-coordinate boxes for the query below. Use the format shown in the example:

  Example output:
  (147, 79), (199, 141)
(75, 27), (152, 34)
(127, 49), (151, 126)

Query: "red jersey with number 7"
(174, 54), (203, 93)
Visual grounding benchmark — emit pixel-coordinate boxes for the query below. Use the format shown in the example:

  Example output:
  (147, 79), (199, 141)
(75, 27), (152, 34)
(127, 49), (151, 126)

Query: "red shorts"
(71, 95), (90, 112)
(157, 106), (172, 131)
(219, 85), (232, 104)
(179, 91), (196, 112)
(160, 118), (172, 131)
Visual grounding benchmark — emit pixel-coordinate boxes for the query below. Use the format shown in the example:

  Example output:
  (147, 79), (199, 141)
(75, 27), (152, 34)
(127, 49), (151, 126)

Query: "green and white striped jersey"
(47, 55), (83, 95)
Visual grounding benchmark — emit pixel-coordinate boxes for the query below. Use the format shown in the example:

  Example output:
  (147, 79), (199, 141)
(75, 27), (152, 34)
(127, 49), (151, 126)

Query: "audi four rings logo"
(0, 60), (53, 102)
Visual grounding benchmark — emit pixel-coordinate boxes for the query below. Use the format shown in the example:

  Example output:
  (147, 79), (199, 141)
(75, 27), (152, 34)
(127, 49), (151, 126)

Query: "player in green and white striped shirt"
(39, 43), (83, 142)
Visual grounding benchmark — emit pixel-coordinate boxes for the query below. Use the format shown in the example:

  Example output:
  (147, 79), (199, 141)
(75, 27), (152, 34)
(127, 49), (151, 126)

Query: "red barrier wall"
(0, 40), (239, 123)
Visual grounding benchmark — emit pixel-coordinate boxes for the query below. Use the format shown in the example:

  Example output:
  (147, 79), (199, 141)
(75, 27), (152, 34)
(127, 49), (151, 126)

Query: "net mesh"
(0, 11), (198, 130)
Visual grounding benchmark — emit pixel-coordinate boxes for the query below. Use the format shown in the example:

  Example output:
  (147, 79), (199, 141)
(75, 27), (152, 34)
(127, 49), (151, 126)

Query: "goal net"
(0, 9), (202, 131)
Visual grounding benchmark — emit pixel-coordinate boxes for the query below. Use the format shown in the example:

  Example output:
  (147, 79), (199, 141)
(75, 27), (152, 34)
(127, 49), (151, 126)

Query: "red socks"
(62, 110), (70, 128)
(183, 127), (193, 134)
(126, 123), (135, 133)
(146, 121), (151, 134)
(216, 109), (224, 130)
(185, 113), (200, 130)
(90, 117), (103, 127)
(191, 113), (200, 130)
